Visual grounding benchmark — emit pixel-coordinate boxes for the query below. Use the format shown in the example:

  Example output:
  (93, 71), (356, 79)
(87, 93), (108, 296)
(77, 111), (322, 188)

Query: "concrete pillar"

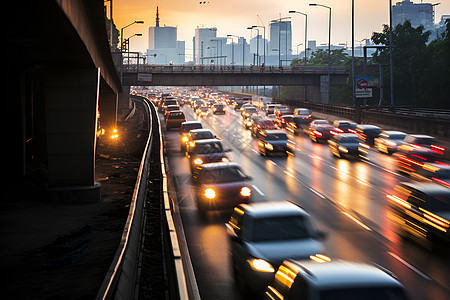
(43, 67), (100, 201)
(99, 87), (118, 136)
(118, 85), (131, 120)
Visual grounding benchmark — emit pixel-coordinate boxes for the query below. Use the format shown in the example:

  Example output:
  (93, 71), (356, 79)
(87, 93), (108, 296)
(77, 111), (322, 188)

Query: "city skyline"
(113, 0), (450, 56)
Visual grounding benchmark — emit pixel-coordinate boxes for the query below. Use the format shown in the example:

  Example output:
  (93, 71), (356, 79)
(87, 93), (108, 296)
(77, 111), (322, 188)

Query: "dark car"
(274, 106), (291, 117)
(332, 120), (358, 134)
(212, 103), (226, 114)
(227, 201), (325, 293)
(286, 116), (312, 135)
(192, 162), (252, 216)
(266, 104), (281, 115)
(160, 98), (178, 113)
(233, 99), (245, 110)
(275, 115), (294, 129)
(186, 129), (216, 154)
(293, 108), (311, 119)
(374, 130), (407, 154)
(387, 182), (450, 246)
(355, 124), (381, 146)
(328, 133), (370, 159)
(264, 259), (409, 300)
(165, 111), (186, 129)
(164, 104), (181, 119)
(395, 135), (446, 176)
(258, 130), (295, 156)
(179, 121), (203, 152)
(196, 105), (210, 117)
(244, 114), (261, 130)
(188, 139), (229, 173)
(309, 123), (336, 143)
(252, 119), (277, 138)
(412, 162), (450, 188)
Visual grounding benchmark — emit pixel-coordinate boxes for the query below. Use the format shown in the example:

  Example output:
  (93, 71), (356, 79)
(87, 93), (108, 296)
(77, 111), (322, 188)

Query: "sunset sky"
(112, 0), (450, 55)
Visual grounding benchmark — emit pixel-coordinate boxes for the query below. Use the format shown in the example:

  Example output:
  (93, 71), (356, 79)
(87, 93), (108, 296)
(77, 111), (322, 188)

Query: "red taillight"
(431, 144), (445, 153)
(314, 130), (323, 137)
(330, 130), (338, 135)
(348, 129), (356, 134)
(410, 143), (422, 149)
(257, 124), (261, 129)
(335, 128), (344, 133)
(183, 119), (186, 122)
(281, 118), (286, 124)
(432, 177), (450, 188)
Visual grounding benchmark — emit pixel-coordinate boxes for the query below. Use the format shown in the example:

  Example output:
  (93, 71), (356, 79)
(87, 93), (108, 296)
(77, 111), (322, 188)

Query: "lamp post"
(210, 39), (223, 65)
(250, 25), (266, 65)
(120, 21), (144, 53)
(227, 35), (239, 65)
(289, 10), (308, 66)
(247, 27), (260, 66)
(309, 3), (331, 104)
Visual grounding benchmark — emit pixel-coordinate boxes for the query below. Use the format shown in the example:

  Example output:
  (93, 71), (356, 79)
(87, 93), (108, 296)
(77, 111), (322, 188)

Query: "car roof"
(407, 134), (434, 139)
(239, 201), (309, 218)
(182, 121), (202, 125)
(263, 130), (287, 134)
(399, 181), (450, 195)
(285, 260), (403, 289)
(337, 133), (359, 138)
(381, 130), (406, 135)
(199, 162), (241, 170)
(191, 138), (222, 144)
(189, 129), (213, 134)
(357, 124), (380, 129)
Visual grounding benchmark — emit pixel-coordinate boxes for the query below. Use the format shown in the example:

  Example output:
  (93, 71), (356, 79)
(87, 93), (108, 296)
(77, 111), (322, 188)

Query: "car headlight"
(240, 186), (252, 197)
(338, 146), (348, 153)
(359, 143), (370, 149)
(182, 136), (188, 142)
(222, 157), (229, 162)
(265, 143), (274, 151)
(204, 188), (216, 199)
(247, 259), (275, 273)
(194, 158), (203, 165)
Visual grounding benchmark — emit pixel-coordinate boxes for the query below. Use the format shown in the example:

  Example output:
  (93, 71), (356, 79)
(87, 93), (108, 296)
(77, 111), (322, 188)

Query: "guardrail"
(121, 64), (349, 75)
(96, 97), (153, 299)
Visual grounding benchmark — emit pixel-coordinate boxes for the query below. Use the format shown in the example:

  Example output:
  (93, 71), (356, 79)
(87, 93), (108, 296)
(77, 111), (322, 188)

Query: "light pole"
(289, 10), (308, 66)
(120, 20), (144, 53)
(389, 0), (394, 106)
(309, 3), (331, 104)
(247, 27), (260, 66)
(210, 39), (223, 65)
(227, 35), (239, 65)
(250, 25), (266, 65)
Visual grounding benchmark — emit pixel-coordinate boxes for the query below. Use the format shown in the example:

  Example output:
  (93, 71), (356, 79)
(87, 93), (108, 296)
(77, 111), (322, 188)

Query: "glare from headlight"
(240, 186), (252, 197)
(222, 157), (229, 162)
(182, 136), (188, 142)
(265, 143), (274, 151)
(338, 146), (348, 153)
(194, 158), (203, 165)
(248, 259), (275, 273)
(204, 188), (216, 199)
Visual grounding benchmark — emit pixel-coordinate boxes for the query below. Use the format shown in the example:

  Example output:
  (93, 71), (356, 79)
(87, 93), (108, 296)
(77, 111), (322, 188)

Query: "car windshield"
(247, 216), (313, 242)
(181, 123), (202, 133)
(294, 117), (311, 125)
(192, 142), (223, 154)
(246, 108), (257, 113)
(388, 133), (407, 140)
(319, 287), (408, 300)
(164, 100), (177, 106)
(168, 112), (184, 118)
(265, 133), (288, 140)
(199, 106), (209, 111)
(340, 136), (362, 143)
(191, 131), (214, 140)
(200, 167), (248, 183)
(297, 109), (309, 115)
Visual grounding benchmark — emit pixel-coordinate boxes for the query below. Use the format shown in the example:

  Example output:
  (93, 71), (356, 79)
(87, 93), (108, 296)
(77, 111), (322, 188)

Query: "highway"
(162, 104), (450, 300)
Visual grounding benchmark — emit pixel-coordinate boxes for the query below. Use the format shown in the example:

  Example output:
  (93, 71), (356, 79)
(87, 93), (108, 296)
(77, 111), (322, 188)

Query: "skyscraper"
(269, 21), (292, 66)
(393, 0), (434, 29)
(194, 27), (217, 65)
(146, 7), (185, 64)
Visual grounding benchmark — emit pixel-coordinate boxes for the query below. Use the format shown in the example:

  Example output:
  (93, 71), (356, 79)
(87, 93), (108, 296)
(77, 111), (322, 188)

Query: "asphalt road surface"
(163, 104), (450, 300)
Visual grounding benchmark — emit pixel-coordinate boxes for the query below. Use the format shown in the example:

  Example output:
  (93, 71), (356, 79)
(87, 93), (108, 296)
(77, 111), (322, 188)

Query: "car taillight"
(335, 128), (344, 133)
(313, 130), (323, 137)
(281, 119), (286, 124)
(330, 130), (338, 135)
(257, 124), (261, 129)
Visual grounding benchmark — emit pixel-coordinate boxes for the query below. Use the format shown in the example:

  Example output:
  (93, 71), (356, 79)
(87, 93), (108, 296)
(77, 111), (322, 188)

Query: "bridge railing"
(120, 64), (349, 74)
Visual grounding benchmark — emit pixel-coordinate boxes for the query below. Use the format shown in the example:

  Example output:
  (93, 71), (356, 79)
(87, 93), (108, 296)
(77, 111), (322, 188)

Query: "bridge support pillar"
(42, 67), (100, 202)
(118, 86), (131, 119)
(99, 86), (118, 137)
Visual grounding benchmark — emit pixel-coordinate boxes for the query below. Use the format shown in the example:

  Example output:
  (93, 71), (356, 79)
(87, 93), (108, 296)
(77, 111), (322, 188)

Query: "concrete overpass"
(120, 63), (350, 87)
(8, 0), (123, 201)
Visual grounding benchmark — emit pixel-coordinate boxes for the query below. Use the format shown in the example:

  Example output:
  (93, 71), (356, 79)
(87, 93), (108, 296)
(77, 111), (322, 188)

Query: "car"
(274, 106), (291, 117)
(192, 162), (252, 216)
(355, 124), (381, 146)
(309, 123), (336, 143)
(193, 99), (204, 110)
(233, 99), (245, 110)
(212, 103), (226, 114)
(196, 105), (210, 117)
(241, 104), (256, 116)
(187, 139), (229, 173)
(293, 108), (311, 120)
(185, 129), (216, 153)
(244, 114), (261, 130)
(274, 115), (294, 129)
(226, 201), (326, 293)
(332, 120), (358, 134)
(165, 111), (186, 129)
(374, 131), (407, 154)
(258, 130), (295, 156)
(387, 182), (450, 246)
(164, 104), (181, 119)
(266, 104), (281, 115)
(264, 258), (409, 300)
(328, 133), (370, 159)
(160, 98), (178, 113)
(412, 162), (450, 188)
(179, 121), (203, 152)
(252, 119), (277, 138)
(395, 135), (446, 175)
(286, 116), (312, 135)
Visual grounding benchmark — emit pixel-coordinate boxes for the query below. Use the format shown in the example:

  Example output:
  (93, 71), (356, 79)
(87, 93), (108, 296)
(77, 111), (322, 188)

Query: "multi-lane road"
(162, 104), (450, 300)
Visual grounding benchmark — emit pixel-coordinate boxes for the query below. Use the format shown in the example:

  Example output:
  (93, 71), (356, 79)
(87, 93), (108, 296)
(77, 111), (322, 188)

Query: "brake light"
(313, 130), (323, 137)
(431, 145), (445, 151)
(431, 177), (450, 188)
(348, 129), (356, 134)
(330, 130), (338, 135)
(257, 125), (261, 129)
(281, 118), (286, 124)
(335, 128), (344, 133)
(410, 143), (422, 149)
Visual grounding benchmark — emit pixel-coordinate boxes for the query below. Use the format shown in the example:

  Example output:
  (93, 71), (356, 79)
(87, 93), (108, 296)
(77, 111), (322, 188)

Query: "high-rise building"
(194, 27), (217, 64)
(269, 21), (292, 66)
(146, 7), (185, 64)
(393, 0), (435, 29)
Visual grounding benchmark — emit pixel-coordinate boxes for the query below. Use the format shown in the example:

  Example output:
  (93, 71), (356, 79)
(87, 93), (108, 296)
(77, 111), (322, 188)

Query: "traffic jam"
(135, 88), (449, 300)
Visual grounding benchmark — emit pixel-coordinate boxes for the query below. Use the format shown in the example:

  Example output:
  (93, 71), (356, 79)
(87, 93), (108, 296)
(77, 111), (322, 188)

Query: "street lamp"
(309, 3), (331, 104)
(120, 20), (144, 53)
(250, 25), (266, 65)
(247, 26), (260, 66)
(289, 10), (308, 66)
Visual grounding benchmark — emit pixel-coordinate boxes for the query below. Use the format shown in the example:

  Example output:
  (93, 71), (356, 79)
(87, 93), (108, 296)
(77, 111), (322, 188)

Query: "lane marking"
(252, 185), (266, 196)
(342, 212), (372, 231)
(309, 188), (326, 199)
(387, 251), (432, 281)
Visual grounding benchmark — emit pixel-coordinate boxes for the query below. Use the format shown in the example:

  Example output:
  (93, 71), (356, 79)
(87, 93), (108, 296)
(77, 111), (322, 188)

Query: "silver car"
(226, 201), (326, 293)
